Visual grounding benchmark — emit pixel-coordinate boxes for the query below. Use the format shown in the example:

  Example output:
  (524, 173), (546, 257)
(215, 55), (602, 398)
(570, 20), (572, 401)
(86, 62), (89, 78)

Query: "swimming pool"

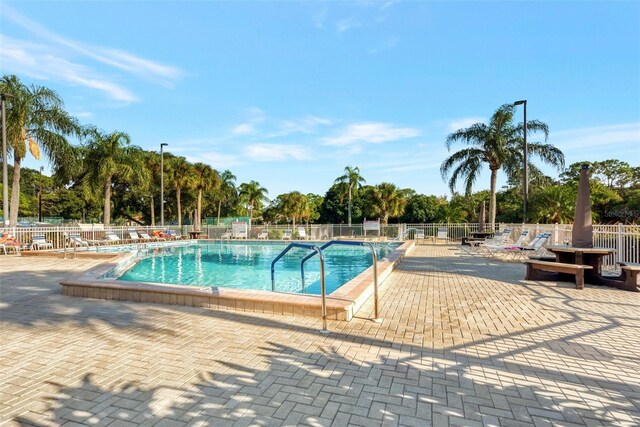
(113, 241), (401, 295)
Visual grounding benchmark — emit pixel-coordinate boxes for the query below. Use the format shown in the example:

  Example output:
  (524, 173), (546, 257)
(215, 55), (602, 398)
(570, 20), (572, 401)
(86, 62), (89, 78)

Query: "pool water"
(115, 241), (400, 294)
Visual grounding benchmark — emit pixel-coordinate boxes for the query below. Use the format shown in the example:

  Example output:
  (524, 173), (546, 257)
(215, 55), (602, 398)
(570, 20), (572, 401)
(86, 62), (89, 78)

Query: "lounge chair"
(69, 234), (90, 248)
(257, 231), (268, 239)
(104, 231), (121, 244)
(282, 230), (292, 240)
(221, 230), (232, 240)
(503, 232), (552, 260)
(231, 222), (248, 239)
(431, 227), (448, 243)
(128, 229), (141, 241)
(298, 227), (308, 240)
(32, 234), (54, 250)
(483, 229), (529, 256)
(140, 232), (161, 241)
(415, 230), (425, 240)
(0, 234), (22, 254)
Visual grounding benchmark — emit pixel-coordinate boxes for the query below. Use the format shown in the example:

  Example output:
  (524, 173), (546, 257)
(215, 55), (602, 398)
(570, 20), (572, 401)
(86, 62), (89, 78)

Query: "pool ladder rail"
(270, 240), (382, 333)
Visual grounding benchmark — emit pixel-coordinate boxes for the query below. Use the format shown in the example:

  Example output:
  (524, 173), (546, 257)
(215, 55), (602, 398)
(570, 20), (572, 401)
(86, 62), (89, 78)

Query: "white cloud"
(232, 123), (256, 135)
(0, 35), (138, 103)
(552, 123), (640, 150)
(244, 144), (312, 162)
(274, 116), (333, 136)
(448, 117), (485, 132)
(322, 122), (421, 146)
(185, 151), (242, 169)
(230, 107), (266, 135)
(336, 18), (360, 33)
(368, 37), (399, 55)
(4, 5), (183, 85)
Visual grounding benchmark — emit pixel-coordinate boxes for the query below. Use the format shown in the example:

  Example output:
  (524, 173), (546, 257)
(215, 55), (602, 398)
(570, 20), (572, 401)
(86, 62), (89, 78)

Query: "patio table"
(546, 246), (616, 287)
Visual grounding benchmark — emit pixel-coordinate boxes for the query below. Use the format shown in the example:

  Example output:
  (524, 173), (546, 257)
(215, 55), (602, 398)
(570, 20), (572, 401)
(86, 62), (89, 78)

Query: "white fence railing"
(2, 223), (638, 268)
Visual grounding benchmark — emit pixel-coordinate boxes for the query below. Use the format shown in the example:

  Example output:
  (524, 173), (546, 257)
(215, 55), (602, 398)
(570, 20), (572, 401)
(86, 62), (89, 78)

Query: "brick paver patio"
(1, 244), (639, 426)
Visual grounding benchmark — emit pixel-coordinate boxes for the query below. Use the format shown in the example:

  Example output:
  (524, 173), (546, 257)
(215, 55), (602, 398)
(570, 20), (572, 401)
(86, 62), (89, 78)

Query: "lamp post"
(514, 100), (527, 223)
(38, 166), (44, 222)
(160, 143), (168, 227)
(1, 92), (12, 227)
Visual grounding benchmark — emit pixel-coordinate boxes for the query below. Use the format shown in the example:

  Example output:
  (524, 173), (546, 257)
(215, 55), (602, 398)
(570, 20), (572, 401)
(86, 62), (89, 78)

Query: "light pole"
(38, 166), (44, 222)
(160, 143), (168, 227)
(1, 92), (12, 227)
(514, 100), (527, 223)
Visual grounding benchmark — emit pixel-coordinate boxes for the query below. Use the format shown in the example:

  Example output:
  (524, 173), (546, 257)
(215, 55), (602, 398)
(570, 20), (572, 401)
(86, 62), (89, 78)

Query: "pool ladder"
(270, 240), (381, 332)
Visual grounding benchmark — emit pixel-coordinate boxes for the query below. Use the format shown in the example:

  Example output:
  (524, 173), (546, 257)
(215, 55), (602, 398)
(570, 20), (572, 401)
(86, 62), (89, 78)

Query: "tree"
(334, 166), (366, 226)
(277, 191), (309, 228)
(215, 170), (237, 225)
(529, 185), (575, 224)
(143, 151), (161, 226)
(365, 183), (408, 224)
(0, 75), (81, 225)
(238, 180), (269, 224)
(400, 194), (444, 223)
(441, 103), (564, 226)
(193, 163), (219, 230)
(168, 157), (195, 227)
(82, 129), (148, 225)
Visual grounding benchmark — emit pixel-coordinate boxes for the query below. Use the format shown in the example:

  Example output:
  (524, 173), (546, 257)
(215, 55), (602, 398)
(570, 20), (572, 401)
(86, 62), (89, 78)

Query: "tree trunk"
(150, 193), (155, 226)
(489, 168), (498, 229)
(8, 155), (22, 226)
(347, 186), (352, 226)
(103, 176), (112, 225)
(217, 200), (222, 225)
(176, 187), (182, 227)
(197, 189), (202, 230)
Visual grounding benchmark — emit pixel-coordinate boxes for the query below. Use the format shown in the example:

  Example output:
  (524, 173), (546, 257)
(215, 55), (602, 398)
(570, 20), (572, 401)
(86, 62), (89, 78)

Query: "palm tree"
(193, 163), (220, 230)
(0, 75), (81, 225)
(279, 191), (309, 228)
(143, 151), (161, 226)
(530, 185), (575, 224)
(441, 103), (564, 226)
(367, 183), (408, 224)
(169, 157), (195, 227)
(215, 170), (236, 225)
(238, 180), (269, 224)
(82, 129), (148, 225)
(334, 166), (366, 226)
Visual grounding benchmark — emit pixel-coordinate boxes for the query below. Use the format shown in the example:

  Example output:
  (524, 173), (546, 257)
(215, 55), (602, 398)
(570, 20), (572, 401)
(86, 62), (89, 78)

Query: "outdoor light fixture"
(514, 99), (527, 223)
(160, 143), (168, 227)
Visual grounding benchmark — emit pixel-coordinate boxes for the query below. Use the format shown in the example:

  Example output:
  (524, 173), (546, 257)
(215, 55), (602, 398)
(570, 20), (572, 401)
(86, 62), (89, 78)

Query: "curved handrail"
(270, 242), (328, 331)
(300, 240), (380, 321)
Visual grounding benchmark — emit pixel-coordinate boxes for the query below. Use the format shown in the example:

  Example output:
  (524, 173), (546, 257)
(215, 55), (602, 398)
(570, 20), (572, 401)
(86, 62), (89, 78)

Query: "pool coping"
(59, 240), (415, 321)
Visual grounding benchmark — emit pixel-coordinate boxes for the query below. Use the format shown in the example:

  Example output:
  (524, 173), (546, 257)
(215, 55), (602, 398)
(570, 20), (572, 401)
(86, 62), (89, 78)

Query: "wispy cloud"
(447, 117), (485, 132)
(336, 18), (360, 33)
(0, 35), (138, 103)
(552, 123), (640, 150)
(368, 37), (399, 55)
(232, 123), (257, 135)
(244, 144), (312, 162)
(273, 116), (333, 136)
(185, 151), (242, 169)
(322, 122), (421, 146)
(231, 107), (266, 135)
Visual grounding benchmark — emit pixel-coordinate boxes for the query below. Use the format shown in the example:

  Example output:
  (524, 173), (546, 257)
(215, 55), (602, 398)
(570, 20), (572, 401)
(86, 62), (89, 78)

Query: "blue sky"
(2, 0), (639, 199)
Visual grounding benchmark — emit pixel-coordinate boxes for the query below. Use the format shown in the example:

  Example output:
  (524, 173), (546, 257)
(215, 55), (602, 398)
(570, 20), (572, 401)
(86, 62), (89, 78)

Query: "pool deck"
(1, 243), (639, 426)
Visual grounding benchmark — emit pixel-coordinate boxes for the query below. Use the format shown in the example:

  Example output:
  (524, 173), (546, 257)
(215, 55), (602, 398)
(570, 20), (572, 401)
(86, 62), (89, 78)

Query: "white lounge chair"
(104, 231), (121, 244)
(221, 230), (232, 240)
(232, 222), (248, 239)
(282, 230), (292, 240)
(257, 231), (268, 239)
(415, 230), (425, 240)
(128, 229), (141, 241)
(298, 227), (308, 240)
(432, 227), (448, 243)
(503, 232), (552, 260)
(140, 232), (163, 241)
(484, 229), (529, 256)
(69, 234), (90, 248)
(32, 234), (53, 250)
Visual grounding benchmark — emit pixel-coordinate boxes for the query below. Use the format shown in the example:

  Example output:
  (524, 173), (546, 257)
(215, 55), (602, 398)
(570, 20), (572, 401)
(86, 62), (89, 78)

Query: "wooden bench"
(618, 263), (640, 292)
(524, 260), (593, 290)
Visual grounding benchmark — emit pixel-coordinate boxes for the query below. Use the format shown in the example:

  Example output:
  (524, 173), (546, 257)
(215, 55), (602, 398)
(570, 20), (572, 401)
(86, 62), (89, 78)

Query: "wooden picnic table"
(546, 245), (616, 287)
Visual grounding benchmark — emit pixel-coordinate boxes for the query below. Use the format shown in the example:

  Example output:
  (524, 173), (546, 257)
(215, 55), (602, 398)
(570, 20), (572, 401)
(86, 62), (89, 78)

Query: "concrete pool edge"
(59, 240), (416, 321)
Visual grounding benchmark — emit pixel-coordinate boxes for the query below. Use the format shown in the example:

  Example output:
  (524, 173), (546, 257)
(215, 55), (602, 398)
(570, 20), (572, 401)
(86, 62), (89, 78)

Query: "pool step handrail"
(271, 242), (328, 332)
(300, 240), (380, 322)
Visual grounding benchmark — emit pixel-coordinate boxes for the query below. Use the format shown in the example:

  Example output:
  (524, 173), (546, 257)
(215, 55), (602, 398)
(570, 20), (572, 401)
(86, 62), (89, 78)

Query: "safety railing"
(300, 240), (381, 322)
(270, 242), (328, 332)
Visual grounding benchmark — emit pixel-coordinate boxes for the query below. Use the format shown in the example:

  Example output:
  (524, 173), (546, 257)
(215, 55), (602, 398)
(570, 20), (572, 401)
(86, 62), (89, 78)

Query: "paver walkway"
(1, 244), (639, 427)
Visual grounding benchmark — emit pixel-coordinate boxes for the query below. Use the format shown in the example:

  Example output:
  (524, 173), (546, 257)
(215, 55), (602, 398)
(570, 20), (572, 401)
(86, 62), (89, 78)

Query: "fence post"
(617, 223), (623, 264)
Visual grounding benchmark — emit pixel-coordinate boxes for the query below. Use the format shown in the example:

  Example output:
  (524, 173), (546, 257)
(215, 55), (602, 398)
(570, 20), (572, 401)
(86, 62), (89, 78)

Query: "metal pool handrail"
(300, 240), (381, 322)
(271, 242), (328, 332)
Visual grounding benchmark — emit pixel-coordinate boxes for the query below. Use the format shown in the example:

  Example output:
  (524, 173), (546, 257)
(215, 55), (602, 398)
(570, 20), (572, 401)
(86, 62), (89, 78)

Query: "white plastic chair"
(282, 230), (292, 240)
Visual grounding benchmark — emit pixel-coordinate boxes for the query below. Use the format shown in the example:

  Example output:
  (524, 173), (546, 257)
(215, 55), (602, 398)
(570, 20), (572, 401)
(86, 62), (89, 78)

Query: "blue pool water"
(115, 241), (400, 294)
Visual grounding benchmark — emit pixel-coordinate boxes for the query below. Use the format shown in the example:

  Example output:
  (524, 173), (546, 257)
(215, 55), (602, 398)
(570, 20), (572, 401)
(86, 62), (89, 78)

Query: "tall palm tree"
(441, 103), (564, 226)
(215, 170), (236, 225)
(334, 166), (366, 226)
(367, 183), (408, 224)
(238, 180), (269, 223)
(143, 151), (161, 226)
(193, 163), (220, 230)
(0, 75), (81, 225)
(82, 129), (148, 225)
(169, 157), (195, 227)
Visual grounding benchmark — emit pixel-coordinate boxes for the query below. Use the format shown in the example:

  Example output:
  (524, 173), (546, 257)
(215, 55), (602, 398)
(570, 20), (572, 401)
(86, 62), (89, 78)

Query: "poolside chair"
(483, 229), (529, 256)
(0, 234), (22, 254)
(298, 227), (308, 240)
(257, 231), (268, 239)
(128, 229), (141, 241)
(282, 229), (292, 240)
(415, 230), (425, 240)
(232, 222), (248, 239)
(503, 232), (552, 260)
(69, 234), (90, 248)
(139, 232), (160, 241)
(431, 227), (448, 243)
(221, 230), (232, 240)
(32, 234), (54, 250)
(104, 231), (121, 244)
